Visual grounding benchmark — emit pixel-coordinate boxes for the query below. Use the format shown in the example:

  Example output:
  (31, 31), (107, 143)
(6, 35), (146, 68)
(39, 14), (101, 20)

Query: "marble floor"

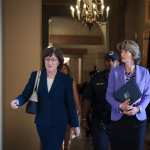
(68, 124), (150, 150)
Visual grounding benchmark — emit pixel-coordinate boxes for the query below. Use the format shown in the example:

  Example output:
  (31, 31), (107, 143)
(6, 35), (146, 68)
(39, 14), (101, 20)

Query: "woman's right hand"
(119, 99), (132, 112)
(71, 127), (80, 138)
(10, 99), (19, 109)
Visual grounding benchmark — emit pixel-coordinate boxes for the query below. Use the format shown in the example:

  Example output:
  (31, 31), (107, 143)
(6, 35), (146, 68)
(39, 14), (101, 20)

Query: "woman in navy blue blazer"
(10, 47), (80, 150)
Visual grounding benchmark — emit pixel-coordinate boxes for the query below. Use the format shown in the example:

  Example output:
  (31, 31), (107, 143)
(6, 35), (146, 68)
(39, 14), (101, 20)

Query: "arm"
(16, 71), (37, 106)
(72, 80), (81, 113)
(106, 69), (120, 112)
(138, 70), (150, 112)
(65, 77), (79, 127)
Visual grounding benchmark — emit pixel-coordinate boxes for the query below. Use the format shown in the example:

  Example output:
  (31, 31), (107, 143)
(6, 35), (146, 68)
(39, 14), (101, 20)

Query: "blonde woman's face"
(44, 54), (59, 72)
(120, 49), (134, 64)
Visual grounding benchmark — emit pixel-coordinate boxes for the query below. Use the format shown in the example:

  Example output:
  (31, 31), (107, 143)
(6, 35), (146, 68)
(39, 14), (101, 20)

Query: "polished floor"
(68, 124), (150, 150)
(69, 129), (93, 150)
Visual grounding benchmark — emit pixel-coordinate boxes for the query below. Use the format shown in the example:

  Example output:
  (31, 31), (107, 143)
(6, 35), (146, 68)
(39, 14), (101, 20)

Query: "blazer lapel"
(120, 65), (126, 85)
(48, 71), (60, 96)
(42, 69), (49, 95)
(41, 70), (61, 96)
(120, 65), (141, 87)
(42, 69), (61, 95)
(135, 65), (141, 87)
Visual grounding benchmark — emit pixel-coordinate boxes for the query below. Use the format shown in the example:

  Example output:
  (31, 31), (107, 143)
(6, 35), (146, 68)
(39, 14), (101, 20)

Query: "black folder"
(113, 79), (142, 104)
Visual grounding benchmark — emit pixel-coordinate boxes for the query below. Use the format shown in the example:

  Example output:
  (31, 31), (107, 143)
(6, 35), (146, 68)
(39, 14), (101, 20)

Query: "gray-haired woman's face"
(44, 54), (59, 72)
(120, 49), (134, 64)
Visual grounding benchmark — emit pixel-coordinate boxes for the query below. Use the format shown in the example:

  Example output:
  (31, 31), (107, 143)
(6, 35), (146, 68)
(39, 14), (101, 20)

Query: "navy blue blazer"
(17, 69), (79, 127)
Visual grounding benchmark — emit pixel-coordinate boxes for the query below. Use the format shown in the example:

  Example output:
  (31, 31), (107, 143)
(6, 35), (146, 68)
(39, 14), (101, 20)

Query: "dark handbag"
(26, 100), (37, 114)
(26, 71), (41, 114)
(113, 78), (142, 104)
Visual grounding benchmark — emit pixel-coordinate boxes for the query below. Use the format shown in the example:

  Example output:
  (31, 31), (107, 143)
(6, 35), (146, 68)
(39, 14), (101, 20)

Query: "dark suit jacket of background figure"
(16, 69), (79, 149)
(84, 70), (111, 123)
(83, 70), (111, 150)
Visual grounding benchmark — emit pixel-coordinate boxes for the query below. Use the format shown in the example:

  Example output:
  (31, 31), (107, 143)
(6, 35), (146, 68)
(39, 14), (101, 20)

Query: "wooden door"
(142, 29), (150, 67)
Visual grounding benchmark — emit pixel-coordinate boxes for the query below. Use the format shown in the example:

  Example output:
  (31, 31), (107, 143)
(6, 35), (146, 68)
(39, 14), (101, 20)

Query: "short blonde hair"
(117, 40), (141, 64)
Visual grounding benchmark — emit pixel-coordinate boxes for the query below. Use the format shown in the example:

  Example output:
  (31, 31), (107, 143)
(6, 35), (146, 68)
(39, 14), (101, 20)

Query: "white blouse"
(47, 78), (54, 92)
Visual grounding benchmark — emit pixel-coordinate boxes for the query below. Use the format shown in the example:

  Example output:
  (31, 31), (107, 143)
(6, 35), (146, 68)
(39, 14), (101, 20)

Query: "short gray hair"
(117, 40), (141, 64)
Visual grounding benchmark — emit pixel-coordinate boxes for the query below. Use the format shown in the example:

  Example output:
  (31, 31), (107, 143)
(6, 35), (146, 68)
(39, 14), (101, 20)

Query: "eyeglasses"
(45, 57), (58, 63)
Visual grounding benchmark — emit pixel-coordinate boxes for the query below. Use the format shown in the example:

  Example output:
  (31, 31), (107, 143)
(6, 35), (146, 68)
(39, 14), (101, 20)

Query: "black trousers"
(36, 124), (66, 150)
(110, 116), (146, 150)
(91, 116), (110, 150)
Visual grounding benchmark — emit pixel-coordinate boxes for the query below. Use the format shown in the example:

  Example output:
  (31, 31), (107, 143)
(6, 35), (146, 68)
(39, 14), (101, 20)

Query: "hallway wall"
(3, 0), (42, 149)
(0, 0), (3, 149)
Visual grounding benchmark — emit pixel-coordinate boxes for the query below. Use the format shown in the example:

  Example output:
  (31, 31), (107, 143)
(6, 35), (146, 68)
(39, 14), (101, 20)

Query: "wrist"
(136, 106), (140, 113)
(119, 104), (123, 113)
(119, 104), (122, 109)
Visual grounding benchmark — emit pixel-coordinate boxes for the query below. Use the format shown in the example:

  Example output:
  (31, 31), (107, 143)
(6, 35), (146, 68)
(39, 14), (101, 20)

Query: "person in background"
(89, 65), (99, 78)
(61, 63), (81, 150)
(106, 40), (150, 150)
(10, 47), (80, 150)
(83, 50), (119, 150)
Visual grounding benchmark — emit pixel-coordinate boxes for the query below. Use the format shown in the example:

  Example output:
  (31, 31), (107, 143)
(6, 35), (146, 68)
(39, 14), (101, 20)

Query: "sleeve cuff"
(118, 103), (123, 113)
(137, 106), (142, 113)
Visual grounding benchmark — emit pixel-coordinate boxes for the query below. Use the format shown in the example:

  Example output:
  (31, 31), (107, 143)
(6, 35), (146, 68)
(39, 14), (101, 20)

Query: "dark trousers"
(36, 124), (66, 150)
(110, 116), (146, 150)
(91, 117), (110, 150)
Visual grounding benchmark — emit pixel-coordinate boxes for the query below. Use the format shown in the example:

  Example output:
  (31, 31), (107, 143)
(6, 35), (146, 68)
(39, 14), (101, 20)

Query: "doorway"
(64, 55), (82, 84)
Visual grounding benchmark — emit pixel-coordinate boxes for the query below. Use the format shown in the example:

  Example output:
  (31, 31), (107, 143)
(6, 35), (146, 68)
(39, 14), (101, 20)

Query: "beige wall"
(49, 17), (104, 36)
(0, 0), (3, 149)
(3, 0), (41, 149)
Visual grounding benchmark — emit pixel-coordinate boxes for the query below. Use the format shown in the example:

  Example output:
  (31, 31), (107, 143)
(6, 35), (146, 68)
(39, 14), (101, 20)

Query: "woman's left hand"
(123, 106), (140, 116)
